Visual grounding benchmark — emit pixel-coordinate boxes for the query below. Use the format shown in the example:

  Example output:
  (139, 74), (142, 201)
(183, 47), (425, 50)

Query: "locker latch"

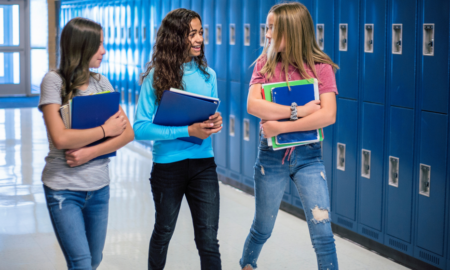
(339, 24), (348, 51)
(243, 118), (250, 141)
(229, 115), (235, 137)
(361, 149), (371, 179)
(419, 164), (431, 197)
(364, 24), (374, 53)
(316, 24), (325, 50)
(423, 24), (434, 56)
(337, 143), (346, 171)
(392, 24), (402, 54)
(260, 24), (266, 47)
(389, 156), (399, 187)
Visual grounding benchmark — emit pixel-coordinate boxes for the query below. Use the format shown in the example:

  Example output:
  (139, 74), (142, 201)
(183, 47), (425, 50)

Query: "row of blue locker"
(59, 0), (450, 269)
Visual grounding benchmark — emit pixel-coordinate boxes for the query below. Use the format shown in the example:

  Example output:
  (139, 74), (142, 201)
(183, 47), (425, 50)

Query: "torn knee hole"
(311, 205), (329, 222)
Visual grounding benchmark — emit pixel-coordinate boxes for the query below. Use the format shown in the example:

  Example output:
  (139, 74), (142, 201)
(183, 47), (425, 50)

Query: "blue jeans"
(148, 157), (221, 270)
(240, 137), (338, 270)
(44, 185), (110, 270)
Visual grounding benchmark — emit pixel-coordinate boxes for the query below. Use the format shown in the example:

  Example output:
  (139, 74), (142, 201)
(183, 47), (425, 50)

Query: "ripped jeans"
(148, 157), (221, 270)
(240, 137), (338, 270)
(43, 185), (110, 270)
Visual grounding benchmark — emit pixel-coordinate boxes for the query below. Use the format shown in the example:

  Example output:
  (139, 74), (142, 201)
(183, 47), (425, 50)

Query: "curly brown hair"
(140, 8), (210, 103)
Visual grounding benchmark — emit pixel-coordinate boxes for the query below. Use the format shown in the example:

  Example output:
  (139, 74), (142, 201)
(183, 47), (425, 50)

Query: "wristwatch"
(290, 102), (298, 121)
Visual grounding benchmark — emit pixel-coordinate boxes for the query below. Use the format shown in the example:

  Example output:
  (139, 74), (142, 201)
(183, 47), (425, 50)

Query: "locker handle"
(419, 164), (431, 197)
(396, 40), (402, 46)
(428, 39), (434, 48)
(337, 143), (346, 171)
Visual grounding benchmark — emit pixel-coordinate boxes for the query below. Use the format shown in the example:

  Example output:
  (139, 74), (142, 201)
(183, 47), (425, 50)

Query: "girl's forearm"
(53, 127), (105, 150)
(89, 126), (134, 158)
(278, 109), (336, 133)
(247, 98), (292, 120)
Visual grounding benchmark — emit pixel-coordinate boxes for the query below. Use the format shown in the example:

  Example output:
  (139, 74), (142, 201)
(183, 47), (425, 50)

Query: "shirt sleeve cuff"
(175, 126), (190, 138)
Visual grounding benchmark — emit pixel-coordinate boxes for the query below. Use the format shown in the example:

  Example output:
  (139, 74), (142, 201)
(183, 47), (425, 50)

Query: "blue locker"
(171, 0), (181, 10)
(227, 0), (242, 180)
(384, 107), (415, 255)
(202, 0), (215, 70)
(389, 0), (416, 109)
(214, 80), (228, 173)
(228, 0), (241, 82)
(113, 1), (121, 93)
(241, 83), (257, 187)
(228, 81), (242, 179)
(150, 0), (162, 60)
(162, 0), (171, 19)
(357, 103), (385, 243)
(361, 0), (386, 104)
(181, 0), (191, 9)
(140, 0), (149, 68)
(241, 0), (259, 185)
(414, 112), (448, 268)
(315, 0), (335, 212)
(191, 0), (202, 15)
(126, 0), (133, 115)
(418, 0), (449, 114)
(297, 0), (313, 16)
(214, 0), (227, 80)
(335, 0), (360, 100)
(334, 98), (358, 231)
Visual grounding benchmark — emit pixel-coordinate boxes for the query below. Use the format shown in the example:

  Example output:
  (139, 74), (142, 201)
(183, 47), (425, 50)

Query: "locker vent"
(337, 217), (353, 229)
(388, 239), (407, 252)
(419, 251), (439, 265)
(217, 168), (226, 175)
(362, 227), (379, 239)
(230, 172), (240, 181)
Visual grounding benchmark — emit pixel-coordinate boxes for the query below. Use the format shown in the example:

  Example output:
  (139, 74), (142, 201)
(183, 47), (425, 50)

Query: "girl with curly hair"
(133, 8), (223, 270)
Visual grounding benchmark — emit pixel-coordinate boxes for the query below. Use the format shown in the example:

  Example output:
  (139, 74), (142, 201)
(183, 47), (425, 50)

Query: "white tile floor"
(0, 108), (409, 270)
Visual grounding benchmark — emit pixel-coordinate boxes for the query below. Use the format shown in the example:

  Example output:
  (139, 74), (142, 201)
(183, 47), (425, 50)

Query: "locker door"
(358, 103), (385, 243)
(214, 80), (228, 173)
(414, 112), (448, 268)
(171, 0), (181, 10)
(418, 0), (449, 114)
(126, 0), (133, 115)
(202, 0), (215, 69)
(113, 1), (121, 93)
(384, 107), (414, 255)
(361, 0), (387, 104)
(316, 0), (335, 211)
(241, 0), (259, 186)
(162, 0), (171, 18)
(150, 0), (162, 59)
(297, 0), (313, 16)
(191, 0), (202, 15)
(227, 0), (242, 180)
(140, 0), (149, 68)
(334, 98), (358, 231)
(214, 0), (227, 80)
(389, 0), (417, 108)
(335, 0), (360, 100)
(181, 0), (191, 9)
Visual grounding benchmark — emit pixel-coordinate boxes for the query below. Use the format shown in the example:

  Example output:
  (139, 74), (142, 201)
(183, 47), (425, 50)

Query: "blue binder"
(271, 84), (320, 145)
(153, 89), (220, 145)
(71, 92), (121, 160)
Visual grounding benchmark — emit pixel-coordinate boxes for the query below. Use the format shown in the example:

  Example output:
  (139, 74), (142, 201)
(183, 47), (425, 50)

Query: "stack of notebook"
(262, 78), (324, 151)
(59, 91), (120, 160)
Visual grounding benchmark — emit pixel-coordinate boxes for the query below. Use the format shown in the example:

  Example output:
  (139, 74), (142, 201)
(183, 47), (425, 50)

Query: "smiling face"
(187, 18), (204, 59)
(89, 30), (106, 68)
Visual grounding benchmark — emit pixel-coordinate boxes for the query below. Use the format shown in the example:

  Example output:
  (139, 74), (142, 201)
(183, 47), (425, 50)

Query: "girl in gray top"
(39, 17), (134, 270)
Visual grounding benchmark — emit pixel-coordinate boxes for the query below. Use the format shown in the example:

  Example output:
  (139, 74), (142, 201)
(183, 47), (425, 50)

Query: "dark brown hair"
(58, 17), (102, 104)
(140, 8), (210, 103)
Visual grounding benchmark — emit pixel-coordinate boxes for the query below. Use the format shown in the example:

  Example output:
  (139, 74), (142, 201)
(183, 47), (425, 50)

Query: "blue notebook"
(271, 84), (320, 145)
(71, 92), (121, 160)
(153, 89), (220, 145)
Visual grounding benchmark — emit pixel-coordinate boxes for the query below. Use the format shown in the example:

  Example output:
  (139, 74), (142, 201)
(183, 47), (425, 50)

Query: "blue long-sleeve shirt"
(133, 61), (218, 163)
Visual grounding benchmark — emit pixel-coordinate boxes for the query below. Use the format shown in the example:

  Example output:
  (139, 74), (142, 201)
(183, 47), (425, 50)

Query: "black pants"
(148, 157), (221, 270)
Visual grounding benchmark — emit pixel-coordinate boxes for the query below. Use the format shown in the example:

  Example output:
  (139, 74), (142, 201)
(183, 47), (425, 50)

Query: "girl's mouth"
(192, 45), (201, 51)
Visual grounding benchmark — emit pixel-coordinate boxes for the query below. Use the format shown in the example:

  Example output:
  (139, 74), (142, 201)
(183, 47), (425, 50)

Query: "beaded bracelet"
(290, 102), (298, 121)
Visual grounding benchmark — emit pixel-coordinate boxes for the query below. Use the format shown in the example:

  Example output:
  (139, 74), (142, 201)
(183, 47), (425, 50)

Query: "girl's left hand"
(204, 112), (223, 129)
(65, 148), (94, 167)
(261, 120), (281, 138)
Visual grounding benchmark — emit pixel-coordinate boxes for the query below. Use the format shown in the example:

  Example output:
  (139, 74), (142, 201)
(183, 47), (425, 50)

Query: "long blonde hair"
(257, 2), (338, 82)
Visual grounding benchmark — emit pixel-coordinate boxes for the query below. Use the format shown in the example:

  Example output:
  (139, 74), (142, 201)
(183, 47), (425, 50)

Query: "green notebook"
(261, 79), (323, 150)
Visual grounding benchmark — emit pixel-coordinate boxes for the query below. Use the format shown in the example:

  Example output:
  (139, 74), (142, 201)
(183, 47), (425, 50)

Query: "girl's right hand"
(298, 100), (321, 117)
(188, 122), (223, 139)
(102, 110), (127, 137)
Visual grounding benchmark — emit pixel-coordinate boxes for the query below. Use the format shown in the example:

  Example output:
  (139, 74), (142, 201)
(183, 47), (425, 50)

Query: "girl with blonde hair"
(240, 3), (339, 269)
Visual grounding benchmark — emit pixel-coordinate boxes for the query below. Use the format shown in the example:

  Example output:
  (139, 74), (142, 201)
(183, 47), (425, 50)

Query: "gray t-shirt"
(38, 71), (115, 191)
